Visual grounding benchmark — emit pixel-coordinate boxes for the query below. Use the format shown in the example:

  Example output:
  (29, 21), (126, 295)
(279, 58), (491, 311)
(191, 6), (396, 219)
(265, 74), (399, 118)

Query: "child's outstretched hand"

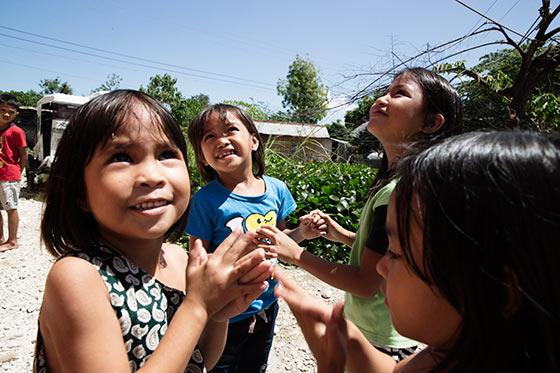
(298, 211), (328, 241)
(186, 230), (271, 320)
(255, 225), (303, 265)
(274, 269), (348, 373)
(304, 210), (353, 246)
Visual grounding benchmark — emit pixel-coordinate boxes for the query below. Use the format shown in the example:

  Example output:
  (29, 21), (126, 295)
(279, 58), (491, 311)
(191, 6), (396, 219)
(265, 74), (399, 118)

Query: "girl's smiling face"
(367, 73), (427, 146)
(376, 193), (462, 349)
(200, 111), (259, 177)
(83, 103), (190, 247)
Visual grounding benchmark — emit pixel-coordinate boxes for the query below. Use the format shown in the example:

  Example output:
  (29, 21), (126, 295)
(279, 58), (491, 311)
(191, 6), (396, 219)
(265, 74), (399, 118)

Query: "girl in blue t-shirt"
(186, 103), (317, 373)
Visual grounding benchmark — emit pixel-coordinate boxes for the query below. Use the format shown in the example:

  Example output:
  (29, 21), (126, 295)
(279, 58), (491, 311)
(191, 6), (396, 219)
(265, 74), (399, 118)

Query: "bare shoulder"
(42, 256), (110, 319)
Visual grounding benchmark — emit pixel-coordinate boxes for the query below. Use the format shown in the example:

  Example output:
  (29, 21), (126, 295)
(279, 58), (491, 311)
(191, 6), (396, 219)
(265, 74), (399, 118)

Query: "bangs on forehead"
(98, 99), (177, 149)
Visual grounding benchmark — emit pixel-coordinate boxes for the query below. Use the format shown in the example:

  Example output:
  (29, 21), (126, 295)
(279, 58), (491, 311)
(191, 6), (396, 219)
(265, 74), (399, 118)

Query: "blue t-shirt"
(186, 175), (296, 322)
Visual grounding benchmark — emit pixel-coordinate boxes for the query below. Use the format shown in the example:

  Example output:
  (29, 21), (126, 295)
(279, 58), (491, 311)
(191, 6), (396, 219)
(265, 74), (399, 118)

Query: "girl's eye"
(227, 126), (239, 132)
(110, 152), (131, 163)
(203, 134), (215, 141)
(386, 248), (401, 261)
(159, 149), (179, 160)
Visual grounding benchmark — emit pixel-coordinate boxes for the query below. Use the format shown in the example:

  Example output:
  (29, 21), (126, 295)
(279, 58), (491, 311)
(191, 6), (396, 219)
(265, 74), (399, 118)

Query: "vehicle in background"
(27, 93), (105, 188)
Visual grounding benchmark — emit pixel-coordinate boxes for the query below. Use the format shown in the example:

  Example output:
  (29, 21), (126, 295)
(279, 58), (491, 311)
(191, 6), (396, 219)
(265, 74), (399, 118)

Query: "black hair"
(0, 93), (21, 110)
(394, 131), (560, 371)
(369, 67), (463, 196)
(188, 103), (265, 182)
(41, 90), (189, 257)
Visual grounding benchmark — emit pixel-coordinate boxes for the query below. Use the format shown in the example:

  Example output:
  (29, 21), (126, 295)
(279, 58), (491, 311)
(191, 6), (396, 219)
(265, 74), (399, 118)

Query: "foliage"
(325, 120), (350, 141)
(444, 48), (560, 131)
(140, 74), (209, 130)
(92, 73), (123, 93)
(223, 99), (271, 121)
(39, 77), (73, 95)
(344, 95), (376, 130)
(265, 150), (376, 263)
(0, 90), (42, 107)
(277, 55), (328, 123)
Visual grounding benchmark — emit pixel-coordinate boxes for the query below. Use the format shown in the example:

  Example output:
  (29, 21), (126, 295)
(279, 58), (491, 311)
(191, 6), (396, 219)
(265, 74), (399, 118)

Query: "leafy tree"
(325, 120), (350, 141)
(448, 47), (560, 131)
(0, 90), (42, 107)
(277, 55), (328, 123)
(224, 99), (271, 121)
(92, 73), (123, 93)
(39, 77), (73, 95)
(344, 95), (376, 130)
(140, 74), (208, 128)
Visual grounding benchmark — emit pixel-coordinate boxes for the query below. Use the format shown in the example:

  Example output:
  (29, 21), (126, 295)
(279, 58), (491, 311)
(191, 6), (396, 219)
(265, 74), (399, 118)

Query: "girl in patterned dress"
(34, 90), (274, 372)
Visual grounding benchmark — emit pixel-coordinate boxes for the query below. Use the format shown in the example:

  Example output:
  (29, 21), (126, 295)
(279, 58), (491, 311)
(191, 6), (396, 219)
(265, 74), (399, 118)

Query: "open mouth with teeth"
(133, 200), (170, 210)
(216, 150), (236, 159)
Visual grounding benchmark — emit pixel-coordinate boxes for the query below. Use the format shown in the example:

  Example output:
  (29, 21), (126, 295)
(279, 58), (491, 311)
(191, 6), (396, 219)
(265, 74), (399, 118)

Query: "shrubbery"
(265, 151), (376, 263)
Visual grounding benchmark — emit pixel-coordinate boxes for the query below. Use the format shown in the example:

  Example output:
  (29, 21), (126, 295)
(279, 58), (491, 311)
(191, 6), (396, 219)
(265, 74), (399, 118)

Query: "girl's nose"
(135, 160), (165, 187)
(376, 253), (388, 278)
(375, 93), (389, 106)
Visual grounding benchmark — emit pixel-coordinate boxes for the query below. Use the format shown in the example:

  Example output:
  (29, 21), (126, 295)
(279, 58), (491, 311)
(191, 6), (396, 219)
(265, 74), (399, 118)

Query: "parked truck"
(26, 93), (103, 187)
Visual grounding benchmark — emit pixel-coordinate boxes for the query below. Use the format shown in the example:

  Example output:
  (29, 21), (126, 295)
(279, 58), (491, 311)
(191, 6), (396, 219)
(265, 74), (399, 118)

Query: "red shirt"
(0, 124), (27, 181)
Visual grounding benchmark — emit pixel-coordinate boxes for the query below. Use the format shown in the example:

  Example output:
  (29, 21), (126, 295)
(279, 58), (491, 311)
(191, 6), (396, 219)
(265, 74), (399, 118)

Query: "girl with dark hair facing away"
(255, 67), (463, 361)
(35, 90), (274, 372)
(186, 104), (318, 372)
(276, 130), (560, 372)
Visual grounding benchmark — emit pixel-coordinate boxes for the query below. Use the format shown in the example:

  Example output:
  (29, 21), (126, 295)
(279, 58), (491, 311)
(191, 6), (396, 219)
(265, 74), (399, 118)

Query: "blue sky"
(1, 1), (553, 122)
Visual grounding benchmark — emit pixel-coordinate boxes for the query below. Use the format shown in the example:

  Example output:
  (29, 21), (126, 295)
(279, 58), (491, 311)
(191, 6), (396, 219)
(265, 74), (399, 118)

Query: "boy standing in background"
(0, 94), (27, 252)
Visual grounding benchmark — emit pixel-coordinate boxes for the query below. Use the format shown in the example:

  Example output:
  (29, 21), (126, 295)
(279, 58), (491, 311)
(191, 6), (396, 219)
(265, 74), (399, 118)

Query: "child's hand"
(212, 251), (276, 321)
(255, 225), (303, 265)
(274, 269), (348, 373)
(186, 230), (269, 319)
(306, 210), (351, 245)
(298, 211), (328, 241)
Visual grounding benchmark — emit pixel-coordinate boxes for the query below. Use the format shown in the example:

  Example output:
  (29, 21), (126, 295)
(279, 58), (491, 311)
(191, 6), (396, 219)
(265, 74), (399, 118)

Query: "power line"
(0, 31), (275, 92)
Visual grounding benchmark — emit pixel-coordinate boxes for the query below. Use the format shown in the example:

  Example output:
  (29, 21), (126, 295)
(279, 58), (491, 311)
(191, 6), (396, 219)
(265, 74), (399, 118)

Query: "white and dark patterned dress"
(34, 244), (206, 373)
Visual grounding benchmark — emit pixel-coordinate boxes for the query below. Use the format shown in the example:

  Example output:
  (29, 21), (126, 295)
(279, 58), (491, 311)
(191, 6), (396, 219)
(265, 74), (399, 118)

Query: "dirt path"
(0, 197), (343, 372)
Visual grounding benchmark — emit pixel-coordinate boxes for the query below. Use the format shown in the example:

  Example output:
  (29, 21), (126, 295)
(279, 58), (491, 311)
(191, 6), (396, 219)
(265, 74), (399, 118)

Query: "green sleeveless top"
(344, 179), (417, 349)
(34, 244), (207, 372)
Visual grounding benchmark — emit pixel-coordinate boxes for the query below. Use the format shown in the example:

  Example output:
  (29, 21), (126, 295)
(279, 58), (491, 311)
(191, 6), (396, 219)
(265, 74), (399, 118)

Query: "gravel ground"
(0, 196), (343, 372)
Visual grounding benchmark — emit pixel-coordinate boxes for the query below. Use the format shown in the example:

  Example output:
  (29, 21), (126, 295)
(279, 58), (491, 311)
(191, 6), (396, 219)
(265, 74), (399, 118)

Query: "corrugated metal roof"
(255, 121), (330, 139)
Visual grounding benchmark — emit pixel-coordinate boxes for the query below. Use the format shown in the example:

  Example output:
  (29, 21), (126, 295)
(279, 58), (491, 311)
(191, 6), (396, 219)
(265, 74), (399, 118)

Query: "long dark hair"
(369, 67), (463, 196)
(394, 131), (560, 371)
(188, 103), (265, 182)
(41, 90), (190, 257)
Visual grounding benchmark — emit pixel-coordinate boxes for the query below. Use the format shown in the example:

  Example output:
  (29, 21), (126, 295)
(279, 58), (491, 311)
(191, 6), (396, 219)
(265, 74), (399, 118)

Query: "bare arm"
(274, 269), (397, 373)
(18, 147), (27, 172)
(256, 225), (384, 297)
(40, 258), (209, 373)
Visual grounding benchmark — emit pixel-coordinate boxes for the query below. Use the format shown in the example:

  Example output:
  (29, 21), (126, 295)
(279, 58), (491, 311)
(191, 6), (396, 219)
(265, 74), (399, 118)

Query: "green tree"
(92, 73), (123, 93)
(140, 74), (209, 128)
(277, 55), (328, 123)
(39, 77), (73, 94)
(448, 47), (560, 131)
(325, 120), (350, 141)
(224, 99), (271, 121)
(0, 90), (42, 107)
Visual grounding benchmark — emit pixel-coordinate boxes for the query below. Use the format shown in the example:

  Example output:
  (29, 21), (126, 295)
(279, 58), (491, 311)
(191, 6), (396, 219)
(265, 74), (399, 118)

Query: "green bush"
(265, 151), (376, 263)
(182, 147), (376, 263)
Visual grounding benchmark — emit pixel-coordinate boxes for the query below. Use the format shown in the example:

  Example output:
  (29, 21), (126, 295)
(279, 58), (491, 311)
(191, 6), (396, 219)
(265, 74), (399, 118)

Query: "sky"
(1, 0), (555, 123)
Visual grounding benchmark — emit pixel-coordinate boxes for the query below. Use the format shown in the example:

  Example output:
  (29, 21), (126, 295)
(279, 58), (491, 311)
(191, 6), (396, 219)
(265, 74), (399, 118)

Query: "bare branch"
(454, 0), (532, 40)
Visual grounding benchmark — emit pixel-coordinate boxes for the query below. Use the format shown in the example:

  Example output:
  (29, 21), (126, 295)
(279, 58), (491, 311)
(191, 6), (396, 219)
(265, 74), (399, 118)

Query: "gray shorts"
(0, 181), (21, 210)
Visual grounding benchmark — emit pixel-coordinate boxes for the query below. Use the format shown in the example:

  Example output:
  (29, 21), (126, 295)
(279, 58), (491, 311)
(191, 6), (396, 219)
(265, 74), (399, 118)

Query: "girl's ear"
(251, 134), (259, 151)
(423, 113), (445, 134)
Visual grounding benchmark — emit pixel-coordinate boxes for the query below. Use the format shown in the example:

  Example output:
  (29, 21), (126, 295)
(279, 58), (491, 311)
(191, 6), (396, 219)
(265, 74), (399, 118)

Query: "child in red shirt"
(0, 94), (27, 252)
